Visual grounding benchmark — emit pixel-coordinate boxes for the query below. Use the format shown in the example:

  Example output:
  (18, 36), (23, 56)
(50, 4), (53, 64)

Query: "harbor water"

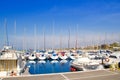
(26, 60), (73, 74)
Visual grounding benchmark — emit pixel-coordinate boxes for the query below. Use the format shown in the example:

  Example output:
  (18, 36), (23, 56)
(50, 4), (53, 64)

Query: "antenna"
(4, 18), (9, 46)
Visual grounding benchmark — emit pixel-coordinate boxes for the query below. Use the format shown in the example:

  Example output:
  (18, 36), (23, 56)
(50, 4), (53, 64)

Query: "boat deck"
(1, 70), (120, 80)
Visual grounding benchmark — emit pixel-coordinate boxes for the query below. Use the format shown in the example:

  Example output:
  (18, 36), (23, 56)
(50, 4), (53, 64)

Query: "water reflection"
(27, 60), (72, 74)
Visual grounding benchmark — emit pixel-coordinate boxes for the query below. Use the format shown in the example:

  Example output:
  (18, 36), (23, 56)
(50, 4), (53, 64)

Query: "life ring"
(105, 58), (110, 62)
(70, 67), (76, 72)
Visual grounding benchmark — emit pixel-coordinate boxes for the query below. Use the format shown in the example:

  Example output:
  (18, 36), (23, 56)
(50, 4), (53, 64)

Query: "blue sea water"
(26, 60), (73, 74)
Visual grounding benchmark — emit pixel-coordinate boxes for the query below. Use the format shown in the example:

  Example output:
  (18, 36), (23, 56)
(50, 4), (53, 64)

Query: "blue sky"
(0, 0), (120, 49)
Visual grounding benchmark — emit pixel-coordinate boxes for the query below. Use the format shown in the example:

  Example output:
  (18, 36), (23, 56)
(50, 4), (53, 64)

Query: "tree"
(101, 44), (109, 49)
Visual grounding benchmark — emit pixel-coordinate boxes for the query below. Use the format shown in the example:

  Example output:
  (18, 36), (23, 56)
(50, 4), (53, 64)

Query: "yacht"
(0, 46), (21, 76)
(71, 57), (102, 71)
(103, 51), (120, 67)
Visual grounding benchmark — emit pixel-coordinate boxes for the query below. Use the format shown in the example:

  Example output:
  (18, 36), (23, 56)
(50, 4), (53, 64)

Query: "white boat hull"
(50, 56), (58, 60)
(59, 56), (68, 60)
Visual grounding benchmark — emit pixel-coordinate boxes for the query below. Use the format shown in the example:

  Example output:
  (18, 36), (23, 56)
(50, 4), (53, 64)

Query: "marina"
(0, 0), (120, 80)
(0, 46), (120, 77)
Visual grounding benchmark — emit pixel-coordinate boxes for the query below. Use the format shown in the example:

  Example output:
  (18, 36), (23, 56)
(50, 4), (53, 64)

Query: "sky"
(0, 0), (120, 49)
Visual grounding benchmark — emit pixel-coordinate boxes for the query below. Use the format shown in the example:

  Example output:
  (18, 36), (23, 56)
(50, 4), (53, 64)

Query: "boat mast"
(4, 18), (9, 46)
(99, 34), (101, 50)
(68, 27), (70, 50)
(75, 24), (78, 50)
(60, 30), (62, 51)
(14, 20), (16, 49)
(43, 27), (45, 51)
(23, 27), (26, 51)
(34, 24), (37, 51)
(104, 32), (106, 45)
(52, 21), (55, 50)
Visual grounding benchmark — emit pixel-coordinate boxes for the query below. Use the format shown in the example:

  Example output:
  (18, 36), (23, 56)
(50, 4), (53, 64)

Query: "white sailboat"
(37, 52), (46, 60)
(58, 31), (68, 60)
(37, 27), (47, 60)
(50, 52), (59, 60)
(67, 27), (76, 60)
(59, 52), (68, 60)
(28, 53), (36, 60)
(68, 52), (76, 60)
(24, 52), (30, 60)
(28, 25), (38, 60)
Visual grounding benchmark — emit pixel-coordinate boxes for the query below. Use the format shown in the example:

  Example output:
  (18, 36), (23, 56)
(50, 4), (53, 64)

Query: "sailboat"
(49, 22), (59, 60)
(0, 19), (21, 76)
(68, 25), (79, 60)
(67, 52), (76, 60)
(50, 52), (59, 60)
(59, 52), (68, 60)
(28, 25), (37, 60)
(37, 52), (46, 60)
(37, 27), (47, 60)
(66, 27), (76, 60)
(28, 53), (36, 60)
(58, 30), (68, 60)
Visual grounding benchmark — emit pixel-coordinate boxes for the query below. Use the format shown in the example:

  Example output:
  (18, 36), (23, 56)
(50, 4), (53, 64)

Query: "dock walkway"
(1, 70), (120, 80)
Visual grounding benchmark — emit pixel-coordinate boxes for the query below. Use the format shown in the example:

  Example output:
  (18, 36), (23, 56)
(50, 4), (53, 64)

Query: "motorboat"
(71, 57), (102, 71)
(103, 51), (120, 67)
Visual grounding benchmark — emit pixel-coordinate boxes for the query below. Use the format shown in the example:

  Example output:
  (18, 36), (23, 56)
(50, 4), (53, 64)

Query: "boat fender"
(10, 71), (17, 76)
(105, 58), (110, 62)
(70, 67), (76, 71)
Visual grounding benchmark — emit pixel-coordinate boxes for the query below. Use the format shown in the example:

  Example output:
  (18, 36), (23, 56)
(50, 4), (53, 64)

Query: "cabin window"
(109, 55), (117, 59)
